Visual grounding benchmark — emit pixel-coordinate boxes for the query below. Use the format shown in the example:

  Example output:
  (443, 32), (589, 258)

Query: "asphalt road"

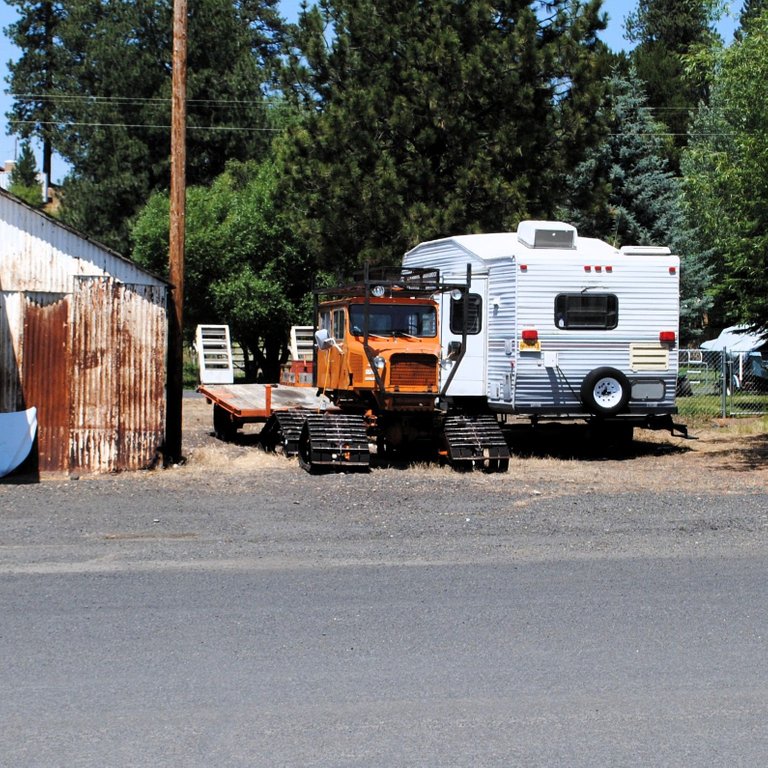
(2, 466), (768, 767)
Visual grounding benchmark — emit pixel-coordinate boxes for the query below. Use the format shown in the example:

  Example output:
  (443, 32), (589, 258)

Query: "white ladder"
(195, 324), (234, 384)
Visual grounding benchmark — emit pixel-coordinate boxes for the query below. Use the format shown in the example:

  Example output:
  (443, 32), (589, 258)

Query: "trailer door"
(440, 276), (487, 396)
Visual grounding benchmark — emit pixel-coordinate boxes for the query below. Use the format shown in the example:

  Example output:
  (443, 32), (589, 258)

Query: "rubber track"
(443, 414), (510, 469)
(300, 413), (370, 471)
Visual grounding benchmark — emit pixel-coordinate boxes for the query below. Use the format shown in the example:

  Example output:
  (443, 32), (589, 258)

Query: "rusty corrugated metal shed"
(0, 188), (169, 476)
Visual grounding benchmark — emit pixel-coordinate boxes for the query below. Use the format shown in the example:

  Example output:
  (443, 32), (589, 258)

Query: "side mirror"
(315, 328), (336, 350)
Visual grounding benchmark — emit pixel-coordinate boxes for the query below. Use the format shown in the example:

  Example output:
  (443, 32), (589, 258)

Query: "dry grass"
(180, 397), (768, 492)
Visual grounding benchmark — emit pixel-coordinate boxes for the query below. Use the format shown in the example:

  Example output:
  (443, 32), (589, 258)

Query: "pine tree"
(4, 0), (64, 180)
(625, 0), (719, 170)
(6, 0), (286, 253)
(279, 0), (610, 271)
(9, 140), (44, 206)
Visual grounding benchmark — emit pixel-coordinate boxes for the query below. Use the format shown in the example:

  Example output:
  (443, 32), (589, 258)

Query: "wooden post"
(165, 0), (188, 463)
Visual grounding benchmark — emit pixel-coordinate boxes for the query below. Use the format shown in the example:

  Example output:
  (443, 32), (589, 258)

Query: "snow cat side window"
(450, 293), (483, 335)
(554, 294), (618, 330)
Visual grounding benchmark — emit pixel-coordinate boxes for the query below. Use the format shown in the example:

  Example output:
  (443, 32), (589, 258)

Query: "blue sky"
(0, 0), (740, 182)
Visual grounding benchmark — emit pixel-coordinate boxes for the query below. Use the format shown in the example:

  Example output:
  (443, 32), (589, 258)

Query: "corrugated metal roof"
(0, 187), (168, 291)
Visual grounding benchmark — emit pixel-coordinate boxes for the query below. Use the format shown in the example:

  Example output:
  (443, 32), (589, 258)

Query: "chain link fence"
(677, 349), (768, 419)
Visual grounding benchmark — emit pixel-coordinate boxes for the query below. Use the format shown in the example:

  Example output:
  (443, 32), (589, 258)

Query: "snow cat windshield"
(349, 303), (437, 338)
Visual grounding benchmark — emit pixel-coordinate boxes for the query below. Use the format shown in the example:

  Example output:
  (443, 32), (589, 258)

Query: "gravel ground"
(1, 397), (766, 572)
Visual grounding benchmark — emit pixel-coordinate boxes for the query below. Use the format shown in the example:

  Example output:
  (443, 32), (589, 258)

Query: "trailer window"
(555, 294), (618, 330)
(450, 294), (482, 335)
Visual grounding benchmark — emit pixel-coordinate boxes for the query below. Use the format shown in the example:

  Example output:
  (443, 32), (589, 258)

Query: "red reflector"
(522, 329), (538, 342)
(669, 266), (677, 274)
(659, 331), (676, 343)
(520, 264), (528, 271)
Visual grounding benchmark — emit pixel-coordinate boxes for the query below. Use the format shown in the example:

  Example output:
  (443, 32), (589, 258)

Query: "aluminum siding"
(501, 254), (680, 412)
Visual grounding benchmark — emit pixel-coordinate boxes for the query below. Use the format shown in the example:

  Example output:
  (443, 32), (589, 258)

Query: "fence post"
(720, 350), (728, 417)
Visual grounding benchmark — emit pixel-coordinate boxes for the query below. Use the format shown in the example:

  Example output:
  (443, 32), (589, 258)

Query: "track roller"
(297, 413), (370, 473)
(442, 414), (510, 472)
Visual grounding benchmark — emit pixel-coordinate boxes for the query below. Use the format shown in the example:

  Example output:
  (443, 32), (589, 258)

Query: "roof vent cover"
(517, 220), (577, 249)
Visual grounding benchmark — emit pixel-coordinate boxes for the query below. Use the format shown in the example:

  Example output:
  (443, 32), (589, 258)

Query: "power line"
(9, 119), (279, 132)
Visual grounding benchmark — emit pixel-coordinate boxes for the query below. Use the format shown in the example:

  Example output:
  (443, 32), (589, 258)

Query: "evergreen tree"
(625, 0), (720, 170)
(559, 68), (710, 341)
(6, 0), (286, 253)
(278, 0), (610, 271)
(4, 0), (63, 180)
(9, 140), (44, 206)
(681, 10), (768, 332)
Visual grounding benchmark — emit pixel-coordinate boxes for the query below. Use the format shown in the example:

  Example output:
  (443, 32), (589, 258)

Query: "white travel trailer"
(403, 220), (684, 437)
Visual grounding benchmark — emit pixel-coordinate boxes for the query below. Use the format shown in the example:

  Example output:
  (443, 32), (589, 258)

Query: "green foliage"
(6, 0), (286, 253)
(9, 140), (44, 206)
(3, 0), (64, 178)
(626, 0), (721, 170)
(279, 0), (611, 271)
(132, 160), (312, 381)
(560, 68), (681, 244)
(559, 67), (710, 342)
(682, 10), (768, 333)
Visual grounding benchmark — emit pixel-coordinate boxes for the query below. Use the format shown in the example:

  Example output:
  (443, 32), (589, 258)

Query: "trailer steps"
(260, 411), (308, 456)
(442, 414), (510, 472)
(298, 413), (370, 472)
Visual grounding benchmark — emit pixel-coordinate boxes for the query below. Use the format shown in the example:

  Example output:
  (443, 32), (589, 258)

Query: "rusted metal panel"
(69, 277), (167, 474)
(21, 293), (71, 473)
(115, 283), (167, 471)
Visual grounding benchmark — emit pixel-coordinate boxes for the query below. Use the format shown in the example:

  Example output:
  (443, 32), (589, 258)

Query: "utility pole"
(165, 0), (188, 463)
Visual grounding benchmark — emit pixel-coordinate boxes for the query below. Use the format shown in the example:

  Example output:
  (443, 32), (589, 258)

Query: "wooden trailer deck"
(197, 383), (335, 422)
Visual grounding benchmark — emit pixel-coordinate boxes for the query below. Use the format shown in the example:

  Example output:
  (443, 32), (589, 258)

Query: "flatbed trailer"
(197, 382), (338, 455)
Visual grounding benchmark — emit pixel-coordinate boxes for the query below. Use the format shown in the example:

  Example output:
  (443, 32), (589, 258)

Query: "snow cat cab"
(302, 266), (445, 468)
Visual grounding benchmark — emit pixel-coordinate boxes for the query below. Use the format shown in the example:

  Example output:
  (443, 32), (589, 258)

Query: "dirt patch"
(179, 396), (768, 494)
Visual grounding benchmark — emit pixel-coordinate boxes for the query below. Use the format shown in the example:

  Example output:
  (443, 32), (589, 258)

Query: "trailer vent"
(630, 343), (669, 372)
(389, 354), (438, 388)
(517, 220), (577, 249)
(196, 324), (235, 385)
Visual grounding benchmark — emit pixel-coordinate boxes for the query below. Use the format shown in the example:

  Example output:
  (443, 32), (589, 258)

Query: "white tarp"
(700, 325), (768, 353)
(0, 407), (37, 477)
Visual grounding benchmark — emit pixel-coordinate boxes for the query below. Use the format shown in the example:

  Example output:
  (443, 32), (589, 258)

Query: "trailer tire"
(580, 367), (631, 416)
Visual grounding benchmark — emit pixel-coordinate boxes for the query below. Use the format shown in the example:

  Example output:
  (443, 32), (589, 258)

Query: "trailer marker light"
(584, 265), (591, 272)
(520, 264), (528, 271)
(595, 265), (603, 272)
(606, 266), (613, 272)
(669, 267), (677, 275)
(519, 328), (541, 352)
(659, 331), (676, 344)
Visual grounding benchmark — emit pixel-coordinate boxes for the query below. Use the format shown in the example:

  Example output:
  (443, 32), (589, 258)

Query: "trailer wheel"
(580, 367), (630, 416)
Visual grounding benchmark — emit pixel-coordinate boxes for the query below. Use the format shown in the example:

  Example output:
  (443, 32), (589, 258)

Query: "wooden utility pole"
(165, 0), (188, 463)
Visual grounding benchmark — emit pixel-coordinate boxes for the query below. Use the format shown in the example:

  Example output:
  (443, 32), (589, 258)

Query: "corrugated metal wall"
(1, 191), (168, 476)
(0, 278), (167, 476)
